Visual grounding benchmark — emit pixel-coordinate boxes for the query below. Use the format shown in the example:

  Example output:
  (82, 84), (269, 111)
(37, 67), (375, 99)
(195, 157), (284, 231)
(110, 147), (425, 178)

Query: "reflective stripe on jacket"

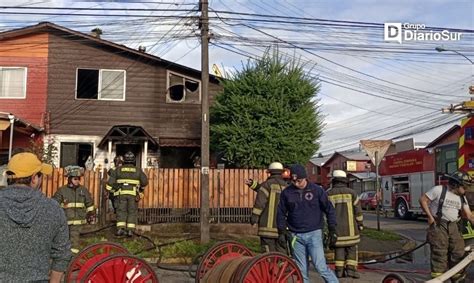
(53, 185), (94, 225)
(252, 175), (288, 238)
(328, 183), (363, 247)
(107, 165), (148, 197)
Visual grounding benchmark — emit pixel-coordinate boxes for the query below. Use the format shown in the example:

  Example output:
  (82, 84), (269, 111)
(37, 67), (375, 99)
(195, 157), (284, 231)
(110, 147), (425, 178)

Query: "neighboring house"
(307, 155), (330, 188)
(424, 125), (460, 180)
(323, 150), (375, 193)
(0, 22), (222, 168)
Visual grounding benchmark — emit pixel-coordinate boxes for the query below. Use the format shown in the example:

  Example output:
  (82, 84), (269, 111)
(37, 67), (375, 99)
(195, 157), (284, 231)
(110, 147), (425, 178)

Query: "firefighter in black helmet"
(106, 151), (148, 237)
(107, 155), (124, 212)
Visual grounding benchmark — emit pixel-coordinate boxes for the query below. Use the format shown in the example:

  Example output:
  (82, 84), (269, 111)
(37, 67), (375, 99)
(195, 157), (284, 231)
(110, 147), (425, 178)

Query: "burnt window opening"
(76, 68), (125, 100)
(60, 142), (94, 168)
(166, 72), (201, 104)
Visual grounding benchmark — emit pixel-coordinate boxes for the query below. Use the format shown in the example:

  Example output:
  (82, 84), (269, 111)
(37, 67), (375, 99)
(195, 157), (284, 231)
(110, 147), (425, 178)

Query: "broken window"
(167, 72), (201, 104)
(76, 68), (125, 100)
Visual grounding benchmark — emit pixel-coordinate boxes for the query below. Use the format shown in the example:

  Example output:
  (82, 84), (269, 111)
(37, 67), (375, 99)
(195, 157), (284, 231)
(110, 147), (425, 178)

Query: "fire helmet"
(446, 171), (472, 187)
(124, 151), (136, 164)
(332, 170), (347, 179)
(65, 165), (84, 177)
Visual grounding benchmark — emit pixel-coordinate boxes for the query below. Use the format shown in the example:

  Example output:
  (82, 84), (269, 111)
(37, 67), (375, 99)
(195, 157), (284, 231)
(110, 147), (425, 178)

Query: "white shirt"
(426, 185), (469, 222)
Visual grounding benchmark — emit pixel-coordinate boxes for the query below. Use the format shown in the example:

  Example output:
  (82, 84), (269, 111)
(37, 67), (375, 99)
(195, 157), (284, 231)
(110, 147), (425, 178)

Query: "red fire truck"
(380, 117), (474, 219)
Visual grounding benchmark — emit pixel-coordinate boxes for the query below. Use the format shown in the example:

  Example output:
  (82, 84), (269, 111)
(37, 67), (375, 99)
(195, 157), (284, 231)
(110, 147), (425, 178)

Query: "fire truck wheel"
(382, 273), (407, 283)
(395, 200), (411, 220)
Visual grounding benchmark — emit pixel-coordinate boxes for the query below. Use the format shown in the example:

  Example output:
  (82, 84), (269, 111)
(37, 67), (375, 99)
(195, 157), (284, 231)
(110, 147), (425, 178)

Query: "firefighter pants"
(427, 221), (465, 279)
(334, 245), (358, 271)
(69, 224), (82, 253)
(116, 194), (138, 230)
(260, 237), (287, 254)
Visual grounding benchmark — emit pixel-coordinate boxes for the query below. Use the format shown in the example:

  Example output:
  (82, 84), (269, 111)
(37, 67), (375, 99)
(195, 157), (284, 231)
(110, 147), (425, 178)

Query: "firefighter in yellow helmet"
(53, 165), (95, 254)
(106, 151), (148, 237)
(249, 162), (288, 253)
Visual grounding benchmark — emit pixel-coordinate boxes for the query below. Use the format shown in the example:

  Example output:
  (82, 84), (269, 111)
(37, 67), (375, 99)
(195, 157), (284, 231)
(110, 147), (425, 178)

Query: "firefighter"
(248, 162), (288, 253)
(53, 165), (95, 254)
(245, 167), (291, 192)
(106, 151), (148, 237)
(107, 155), (124, 212)
(327, 170), (363, 278)
(419, 171), (474, 282)
(461, 188), (474, 247)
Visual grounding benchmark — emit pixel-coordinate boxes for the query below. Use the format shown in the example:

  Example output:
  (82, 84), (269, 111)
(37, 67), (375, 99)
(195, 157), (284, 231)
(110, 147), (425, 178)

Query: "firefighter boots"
(127, 229), (134, 237)
(335, 269), (344, 278)
(346, 268), (360, 279)
(115, 228), (126, 237)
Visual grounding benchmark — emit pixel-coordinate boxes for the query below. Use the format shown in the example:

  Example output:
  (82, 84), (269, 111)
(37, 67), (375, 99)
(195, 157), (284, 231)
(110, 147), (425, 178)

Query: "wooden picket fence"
(41, 168), (267, 223)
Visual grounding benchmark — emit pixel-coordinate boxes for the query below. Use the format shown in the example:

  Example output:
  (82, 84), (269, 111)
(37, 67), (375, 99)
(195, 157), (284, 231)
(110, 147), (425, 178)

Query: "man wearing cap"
(248, 162), (289, 253)
(53, 165), (95, 254)
(419, 170), (474, 282)
(327, 170), (363, 279)
(0, 152), (71, 282)
(277, 164), (338, 283)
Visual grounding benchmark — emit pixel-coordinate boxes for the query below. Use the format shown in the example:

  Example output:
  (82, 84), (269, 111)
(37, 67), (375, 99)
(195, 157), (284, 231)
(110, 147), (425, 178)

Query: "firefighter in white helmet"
(248, 162), (288, 253)
(327, 169), (363, 278)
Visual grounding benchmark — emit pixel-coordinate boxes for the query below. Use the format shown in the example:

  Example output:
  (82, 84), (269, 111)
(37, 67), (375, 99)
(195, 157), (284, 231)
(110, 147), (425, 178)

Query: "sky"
(0, 0), (473, 156)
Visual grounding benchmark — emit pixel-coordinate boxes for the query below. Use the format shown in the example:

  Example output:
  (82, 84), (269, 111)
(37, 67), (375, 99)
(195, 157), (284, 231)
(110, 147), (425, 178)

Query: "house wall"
(46, 33), (221, 144)
(0, 33), (49, 126)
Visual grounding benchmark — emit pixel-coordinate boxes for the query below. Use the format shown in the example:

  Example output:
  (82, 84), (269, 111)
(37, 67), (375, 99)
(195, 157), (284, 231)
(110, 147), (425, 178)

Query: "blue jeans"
(291, 229), (338, 283)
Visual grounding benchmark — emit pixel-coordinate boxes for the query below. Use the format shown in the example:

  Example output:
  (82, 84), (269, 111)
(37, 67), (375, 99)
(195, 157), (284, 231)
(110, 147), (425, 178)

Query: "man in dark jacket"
(277, 164), (338, 283)
(327, 170), (363, 278)
(106, 151), (148, 237)
(0, 152), (71, 282)
(53, 165), (95, 254)
(249, 162), (288, 253)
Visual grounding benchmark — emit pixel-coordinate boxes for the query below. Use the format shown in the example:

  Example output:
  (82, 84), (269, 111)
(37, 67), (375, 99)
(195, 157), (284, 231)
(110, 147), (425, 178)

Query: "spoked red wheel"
(79, 254), (159, 283)
(235, 252), (303, 283)
(66, 242), (129, 282)
(195, 241), (254, 282)
(382, 273), (407, 283)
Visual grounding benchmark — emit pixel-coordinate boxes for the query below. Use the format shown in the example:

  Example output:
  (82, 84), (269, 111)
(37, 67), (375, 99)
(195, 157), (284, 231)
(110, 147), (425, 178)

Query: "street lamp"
(8, 114), (15, 160)
(435, 46), (474, 64)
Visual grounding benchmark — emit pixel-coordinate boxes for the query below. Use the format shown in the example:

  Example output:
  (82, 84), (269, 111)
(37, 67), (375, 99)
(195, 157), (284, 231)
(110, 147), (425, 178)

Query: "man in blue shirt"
(277, 164), (338, 283)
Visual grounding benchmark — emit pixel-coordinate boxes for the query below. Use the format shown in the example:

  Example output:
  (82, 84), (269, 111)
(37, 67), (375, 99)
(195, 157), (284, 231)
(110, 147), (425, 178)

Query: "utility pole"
(199, 0), (210, 244)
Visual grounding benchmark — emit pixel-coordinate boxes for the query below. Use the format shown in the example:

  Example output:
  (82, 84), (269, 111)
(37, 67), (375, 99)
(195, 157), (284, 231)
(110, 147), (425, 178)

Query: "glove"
(358, 224), (364, 231)
(86, 211), (96, 224)
(245, 179), (260, 191)
(250, 214), (259, 225)
(135, 192), (144, 202)
(278, 230), (287, 248)
(328, 226), (338, 249)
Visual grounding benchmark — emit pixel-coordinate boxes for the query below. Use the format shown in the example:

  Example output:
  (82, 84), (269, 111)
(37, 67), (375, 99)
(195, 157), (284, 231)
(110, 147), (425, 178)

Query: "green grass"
(361, 228), (402, 241)
(77, 233), (261, 262)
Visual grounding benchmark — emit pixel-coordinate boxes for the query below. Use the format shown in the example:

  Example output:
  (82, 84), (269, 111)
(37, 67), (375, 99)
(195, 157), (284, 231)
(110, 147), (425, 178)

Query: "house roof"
(0, 22), (219, 82)
(309, 156), (330, 166)
(425, 125), (460, 148)
(323, 151), (370, 166)
(348, 172), (376, 180)
(98, 125), (158, 148)
(0, 113), (43, 132)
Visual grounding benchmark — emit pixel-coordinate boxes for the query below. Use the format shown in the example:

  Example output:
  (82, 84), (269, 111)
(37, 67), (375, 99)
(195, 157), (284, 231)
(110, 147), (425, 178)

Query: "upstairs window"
(76, 68), (126, 100)
(0, 67), (27, 99)
(166, 71), (201, 104)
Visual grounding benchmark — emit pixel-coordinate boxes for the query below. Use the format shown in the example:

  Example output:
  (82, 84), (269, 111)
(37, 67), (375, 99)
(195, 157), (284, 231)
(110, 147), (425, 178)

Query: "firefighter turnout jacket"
(106, 164), (148, 196)
(53, 185), (94, 225)
(252, 175), (288, 238)
(328, 183), (363, 247)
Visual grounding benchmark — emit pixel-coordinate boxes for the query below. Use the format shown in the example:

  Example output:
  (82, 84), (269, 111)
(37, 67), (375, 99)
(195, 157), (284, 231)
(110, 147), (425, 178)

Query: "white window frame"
(0, 66), (27, 99)
(75, 68), (126, 101)
(166, 70), (201, 104)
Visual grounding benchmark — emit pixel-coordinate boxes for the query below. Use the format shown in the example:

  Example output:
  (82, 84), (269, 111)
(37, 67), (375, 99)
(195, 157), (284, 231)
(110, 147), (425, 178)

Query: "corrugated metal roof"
(339, 151), (370, 161)
(348, 172), (376, 180)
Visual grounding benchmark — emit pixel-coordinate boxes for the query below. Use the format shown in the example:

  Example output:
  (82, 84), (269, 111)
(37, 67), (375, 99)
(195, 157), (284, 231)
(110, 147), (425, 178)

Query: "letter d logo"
(384, 23), (402, 44)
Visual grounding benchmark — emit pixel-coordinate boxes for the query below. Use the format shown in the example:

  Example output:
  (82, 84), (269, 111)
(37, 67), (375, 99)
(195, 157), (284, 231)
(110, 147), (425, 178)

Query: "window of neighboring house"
(0, 67), (27, 99)
(60, 142), (94, 168)
(166, 71), (201, 104)
(76, 68), (126, 100)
